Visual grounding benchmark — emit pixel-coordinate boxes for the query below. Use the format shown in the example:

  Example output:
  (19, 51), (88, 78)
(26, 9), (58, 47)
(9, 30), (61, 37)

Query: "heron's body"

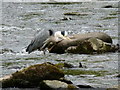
(26, 30), (69, 53)
(26, 30), (52, 53)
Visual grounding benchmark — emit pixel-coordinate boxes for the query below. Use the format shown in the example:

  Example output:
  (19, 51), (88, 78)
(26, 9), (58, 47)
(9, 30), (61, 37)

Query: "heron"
(26, 29), (70, 54)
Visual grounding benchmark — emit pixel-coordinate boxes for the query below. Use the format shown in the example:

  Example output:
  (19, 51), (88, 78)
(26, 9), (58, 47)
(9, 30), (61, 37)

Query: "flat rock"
(40, 80), (78, 89)
(48, 32), (114, 54)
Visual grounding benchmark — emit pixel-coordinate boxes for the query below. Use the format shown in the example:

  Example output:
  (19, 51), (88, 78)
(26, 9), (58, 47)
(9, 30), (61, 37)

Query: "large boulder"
(46, 32), (118, 54)
(69, 32), (112, 44)
(66, 38), (118, 54)
(1, 62), (64, 88)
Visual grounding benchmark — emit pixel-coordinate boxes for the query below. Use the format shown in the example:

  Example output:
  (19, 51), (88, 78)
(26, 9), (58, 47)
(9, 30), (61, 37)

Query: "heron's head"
(54, 31), (70, 41)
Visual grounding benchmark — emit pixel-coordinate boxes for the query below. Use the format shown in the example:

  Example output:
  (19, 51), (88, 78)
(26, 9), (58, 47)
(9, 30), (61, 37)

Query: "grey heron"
(26, 30), (70, 53)
(26, 29), (53, 53)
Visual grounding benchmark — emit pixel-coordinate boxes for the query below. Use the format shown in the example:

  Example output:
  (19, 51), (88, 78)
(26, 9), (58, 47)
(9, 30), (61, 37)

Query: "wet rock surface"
(1, 1), (119, 89)
(66, 38), (119, 54)
(1, 62), (96, 89)
(40, 80), (78, 89)
(46, 32), (119, 54)
(1, 62), (64, 88)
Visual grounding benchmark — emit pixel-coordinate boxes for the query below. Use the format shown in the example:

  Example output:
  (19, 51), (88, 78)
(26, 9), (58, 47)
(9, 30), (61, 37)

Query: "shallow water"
(1, 1), (119, 88)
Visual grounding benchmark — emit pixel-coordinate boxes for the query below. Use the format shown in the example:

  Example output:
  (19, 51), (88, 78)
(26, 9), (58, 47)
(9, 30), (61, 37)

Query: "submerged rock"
(64, 12), (89, 16)
(106, 85), (120, 90)
(61, 17), (72, 20)
(0, 48), (14, 54)
(55, 62), (84, 69)
(1, 62), (64, 88)
(102, 5), (113, 8)
(116, 74), (120, 78)
(55, 62), (75, 68)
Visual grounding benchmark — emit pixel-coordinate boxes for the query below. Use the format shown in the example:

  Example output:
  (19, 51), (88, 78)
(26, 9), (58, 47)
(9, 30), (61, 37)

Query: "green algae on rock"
(63, 69), (108, 76)
(55, 62), (74, 69)
(100, 16), (117, 20)
(1, 62), (64, 88)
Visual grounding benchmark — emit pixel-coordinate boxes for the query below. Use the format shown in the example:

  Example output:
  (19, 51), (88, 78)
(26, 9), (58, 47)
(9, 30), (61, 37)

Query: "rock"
(115, 44), (120, 52)
(40, 80), (78, 89)
(0, 75), (12, 81)
(59, 78), (73, 84)
(69, 32), (112, 44)
(55, 62), (76, 69)
(40, 80), (68, 89)
(0, 48), (14, 54)
(103, 5), (113, 8)
(79, 62), (83, 68)
(61, 17), (72, 20)
(55, 63), (65, 68)
(77, 84), (93, 88)
(66, 40), (94, 54)
(48, 32), (113, 54)
(64, 12), (89, 16)
(106, 85), (120, 90)
(1, 62), (64, 88)
(116, 74), (120, 78)
(65, 38), (117, 54)
(102, 4), (118, 8)
(63, 63), (74, 68)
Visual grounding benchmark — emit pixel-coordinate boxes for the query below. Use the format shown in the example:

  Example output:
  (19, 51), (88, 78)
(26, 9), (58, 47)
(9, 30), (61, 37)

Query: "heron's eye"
(49, 29), (53, 36)
(61, 31), (65, 36)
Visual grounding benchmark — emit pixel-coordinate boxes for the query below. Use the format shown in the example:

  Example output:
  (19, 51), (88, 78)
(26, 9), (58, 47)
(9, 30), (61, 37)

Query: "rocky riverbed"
(1, 1), (119, 89)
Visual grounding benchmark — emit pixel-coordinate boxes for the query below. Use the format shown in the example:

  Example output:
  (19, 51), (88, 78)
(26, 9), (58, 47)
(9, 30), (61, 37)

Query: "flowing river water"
(1, 1), (119, 88)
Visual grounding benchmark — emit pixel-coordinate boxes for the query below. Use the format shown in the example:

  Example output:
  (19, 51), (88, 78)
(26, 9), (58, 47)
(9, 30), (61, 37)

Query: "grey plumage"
(26, 29), (53, 53)
(26, 29), (69, 54)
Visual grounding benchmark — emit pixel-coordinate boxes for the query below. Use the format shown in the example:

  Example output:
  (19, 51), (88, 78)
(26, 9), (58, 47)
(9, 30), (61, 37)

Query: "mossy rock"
(2, 62), (64, 88)
(55, 62), (74, 69)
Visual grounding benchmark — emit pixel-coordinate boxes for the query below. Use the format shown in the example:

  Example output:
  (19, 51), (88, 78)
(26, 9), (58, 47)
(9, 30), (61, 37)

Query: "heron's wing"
(40, 38), (50, 50)
(26, 30), (50, 53)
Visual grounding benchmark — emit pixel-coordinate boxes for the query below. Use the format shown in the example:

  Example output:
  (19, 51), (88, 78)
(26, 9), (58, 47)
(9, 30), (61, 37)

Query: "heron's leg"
(43, 49), (46, 55)
(41, 43), (48, 51)
(48, 44), (56, 51)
